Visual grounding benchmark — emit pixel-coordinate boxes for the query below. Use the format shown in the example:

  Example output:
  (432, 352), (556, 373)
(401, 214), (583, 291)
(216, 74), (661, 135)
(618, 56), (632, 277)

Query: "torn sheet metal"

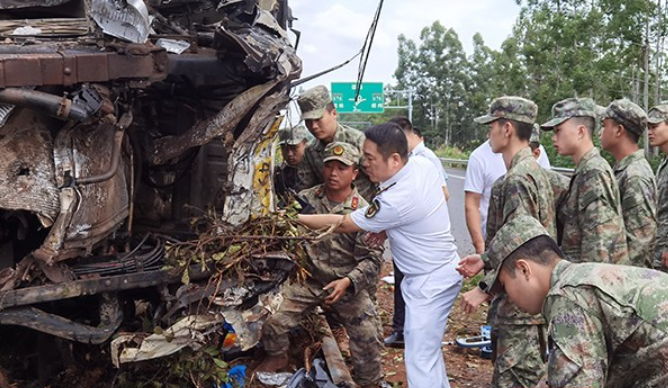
(90, 0), (152, 44)
(222, 113), (284, 225)
(0, 109), (60, 223)
(220, 286), (284, 351)
(111, 314), (224, 367)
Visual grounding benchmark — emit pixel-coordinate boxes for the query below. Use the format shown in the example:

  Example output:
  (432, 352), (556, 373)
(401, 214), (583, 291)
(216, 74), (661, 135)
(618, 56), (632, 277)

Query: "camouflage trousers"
(488, 297), (547, 388)
(491, 323), (547, 388)
(261, 279), (383, 386)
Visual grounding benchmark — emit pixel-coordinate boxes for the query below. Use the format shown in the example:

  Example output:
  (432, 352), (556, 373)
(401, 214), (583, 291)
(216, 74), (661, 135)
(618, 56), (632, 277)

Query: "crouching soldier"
(258, 142), (385, 388)
(485, 215), (668, 388)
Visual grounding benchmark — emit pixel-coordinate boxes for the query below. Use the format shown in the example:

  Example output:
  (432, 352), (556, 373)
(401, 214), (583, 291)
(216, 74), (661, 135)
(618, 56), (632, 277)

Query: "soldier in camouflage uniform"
(484, 215), (668, 388)
(600, 99), (657, 267)
(648, 104), (668, 272)
(458, 96), (555, 388)
(297, 85), (375, 201)
(259, 142), (384, 388)
(540, 98), (628, 264)
(529, 124), (571, 208)
(273, 125), (308, 206)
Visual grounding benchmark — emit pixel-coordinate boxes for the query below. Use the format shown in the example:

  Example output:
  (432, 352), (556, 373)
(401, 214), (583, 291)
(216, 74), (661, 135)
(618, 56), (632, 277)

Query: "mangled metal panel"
(0, 110), (60, 225)
(90, 0), (152, 44)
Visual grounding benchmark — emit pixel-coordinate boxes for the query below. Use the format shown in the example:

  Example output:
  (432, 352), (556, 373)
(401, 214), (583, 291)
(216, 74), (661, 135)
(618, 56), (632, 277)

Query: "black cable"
(354, 0), (385, 102)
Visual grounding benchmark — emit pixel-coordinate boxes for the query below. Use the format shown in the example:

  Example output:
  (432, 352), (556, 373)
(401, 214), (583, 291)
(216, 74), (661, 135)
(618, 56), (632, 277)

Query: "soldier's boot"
(255, 353), (289, 373)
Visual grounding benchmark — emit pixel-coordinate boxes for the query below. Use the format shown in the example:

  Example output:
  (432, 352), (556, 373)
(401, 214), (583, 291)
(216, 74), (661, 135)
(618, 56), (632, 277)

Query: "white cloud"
(286, 0), (520, 119)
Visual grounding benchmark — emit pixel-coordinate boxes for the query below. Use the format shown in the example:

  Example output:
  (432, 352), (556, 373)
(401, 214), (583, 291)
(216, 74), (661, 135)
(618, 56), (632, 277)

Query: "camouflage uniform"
(541, 98), (628, 264)
(543, 261), (668, 388)
(486, 215), (668, 388)
(475, 97), (554, 388)
(297, 86), (375, 201)
(602, 100), (657, 267)
(649, 105), (668, 271)
(274, 126), (309, 206)
(261, 143), (383, 387)
(612, 150), (656, 267)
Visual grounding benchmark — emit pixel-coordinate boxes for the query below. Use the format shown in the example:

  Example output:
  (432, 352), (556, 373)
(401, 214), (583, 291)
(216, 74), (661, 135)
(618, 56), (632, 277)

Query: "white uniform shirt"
(464, 141), (552, 239)
(351, 157), (458, 276)
(464, 141), (506, 238)
(537, 145), (551, 169)
(410, 141), (448, 185)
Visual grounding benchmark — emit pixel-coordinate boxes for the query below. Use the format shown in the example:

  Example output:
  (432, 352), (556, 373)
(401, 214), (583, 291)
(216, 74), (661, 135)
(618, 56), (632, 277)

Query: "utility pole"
(383, 88), (413, 121)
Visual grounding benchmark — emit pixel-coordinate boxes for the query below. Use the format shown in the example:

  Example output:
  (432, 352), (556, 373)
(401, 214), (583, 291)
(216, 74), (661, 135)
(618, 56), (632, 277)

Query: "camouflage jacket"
(557, 148), (628, 264)
(482, 147), (556, 325)
(299, 123), (375, 201)
(654, 158), (668, 269)
(545, 168), (571, 210)
(273, 162), (306, 207)
(299, 184), (382, 294)
(544, 260), (668, 388)
(613, 150), (657, 267)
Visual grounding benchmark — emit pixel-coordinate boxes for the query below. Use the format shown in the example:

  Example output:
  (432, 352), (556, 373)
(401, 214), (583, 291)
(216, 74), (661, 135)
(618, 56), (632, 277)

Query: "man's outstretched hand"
(456, 254), (485, 278)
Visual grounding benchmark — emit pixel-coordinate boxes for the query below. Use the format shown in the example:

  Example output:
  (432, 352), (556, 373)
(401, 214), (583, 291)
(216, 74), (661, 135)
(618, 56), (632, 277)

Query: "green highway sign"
(331, 82), (384, 113)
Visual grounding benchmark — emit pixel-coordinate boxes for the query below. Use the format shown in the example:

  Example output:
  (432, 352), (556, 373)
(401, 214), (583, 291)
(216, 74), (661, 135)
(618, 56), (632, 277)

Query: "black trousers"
(392, 261), (406, 333)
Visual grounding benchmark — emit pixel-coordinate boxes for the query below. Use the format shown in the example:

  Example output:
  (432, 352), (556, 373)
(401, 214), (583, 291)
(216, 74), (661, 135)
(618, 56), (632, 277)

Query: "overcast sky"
(288, 0), (521, 95)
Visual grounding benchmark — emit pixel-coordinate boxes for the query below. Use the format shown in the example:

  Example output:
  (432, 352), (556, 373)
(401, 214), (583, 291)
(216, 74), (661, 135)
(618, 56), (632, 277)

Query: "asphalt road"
(444, 167), (476, 259)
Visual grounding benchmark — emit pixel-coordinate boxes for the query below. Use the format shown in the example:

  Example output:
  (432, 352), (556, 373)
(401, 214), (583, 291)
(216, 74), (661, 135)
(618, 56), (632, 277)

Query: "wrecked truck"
(0, 0), (302, 379)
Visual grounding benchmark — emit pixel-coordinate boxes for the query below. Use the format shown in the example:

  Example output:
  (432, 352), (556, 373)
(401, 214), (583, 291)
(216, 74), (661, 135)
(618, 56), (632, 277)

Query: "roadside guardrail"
(439, 158), (575, 177)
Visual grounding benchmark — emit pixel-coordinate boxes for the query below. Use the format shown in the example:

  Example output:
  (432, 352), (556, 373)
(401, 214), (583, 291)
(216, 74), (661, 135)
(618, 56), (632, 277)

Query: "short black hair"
(610, 118), (641, 144)
(325, 102), (335, 113)
(389, 116), (412, 133)
(571, 117), (596, 138)
(412, 126), (423, 137)
(500, 235), (564, 278)
(529, 142), (540, 151)
(497, 118), (533, 142)
(364, 123), (408, 161)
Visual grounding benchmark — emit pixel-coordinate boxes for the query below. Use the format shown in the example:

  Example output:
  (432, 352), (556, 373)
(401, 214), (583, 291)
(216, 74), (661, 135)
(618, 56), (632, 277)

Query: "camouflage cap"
(297, 85), (332, 120)
(648, 104), (668, 125)
(487, 215), (550, 294)
(278, 125), (308, 145)
(474, 96), (538, 125)
(323, 142), (360, 166)
(530, 124), (541, 143)
(541, 97), (598, 130)
(602, 99), (648, 136)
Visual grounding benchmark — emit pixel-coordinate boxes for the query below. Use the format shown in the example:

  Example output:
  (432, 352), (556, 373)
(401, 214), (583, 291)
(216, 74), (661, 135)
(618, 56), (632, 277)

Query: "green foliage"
(391, 0), (668, 159)
(114, 347), (230, 388)
(433, 145), (471, 160)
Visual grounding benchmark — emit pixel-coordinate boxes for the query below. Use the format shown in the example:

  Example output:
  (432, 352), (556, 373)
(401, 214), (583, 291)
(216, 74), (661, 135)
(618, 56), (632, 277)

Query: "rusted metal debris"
(0, 2), (303, 383)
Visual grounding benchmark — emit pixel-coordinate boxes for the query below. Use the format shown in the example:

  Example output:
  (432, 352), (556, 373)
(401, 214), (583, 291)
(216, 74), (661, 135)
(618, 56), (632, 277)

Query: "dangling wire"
(290, 0), (385, 90)
(354, 0), (385, 102)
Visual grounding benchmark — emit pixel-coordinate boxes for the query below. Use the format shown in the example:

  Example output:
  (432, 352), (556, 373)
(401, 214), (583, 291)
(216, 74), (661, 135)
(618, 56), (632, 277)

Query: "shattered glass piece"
(156, 38), (190, 54)
(255, 371), (293, 386)
(90, 0), (151, 44)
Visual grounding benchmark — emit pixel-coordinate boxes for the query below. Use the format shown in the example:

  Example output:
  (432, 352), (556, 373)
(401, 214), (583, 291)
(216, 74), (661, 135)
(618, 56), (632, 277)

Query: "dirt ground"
(375, 262), (493, 388)
(246, 261), (493, 387)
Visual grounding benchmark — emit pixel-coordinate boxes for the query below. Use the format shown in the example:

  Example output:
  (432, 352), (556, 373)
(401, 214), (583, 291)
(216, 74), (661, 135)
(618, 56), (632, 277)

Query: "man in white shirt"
(465, 138), (551, 253)
(381, 116), (450, 348)
(297, 122), (463, 388)
(464, 140), (506, 254)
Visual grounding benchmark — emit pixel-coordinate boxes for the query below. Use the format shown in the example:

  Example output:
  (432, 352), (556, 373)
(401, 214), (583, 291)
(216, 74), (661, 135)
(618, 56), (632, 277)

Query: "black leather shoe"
(383, 331), (404, 348)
